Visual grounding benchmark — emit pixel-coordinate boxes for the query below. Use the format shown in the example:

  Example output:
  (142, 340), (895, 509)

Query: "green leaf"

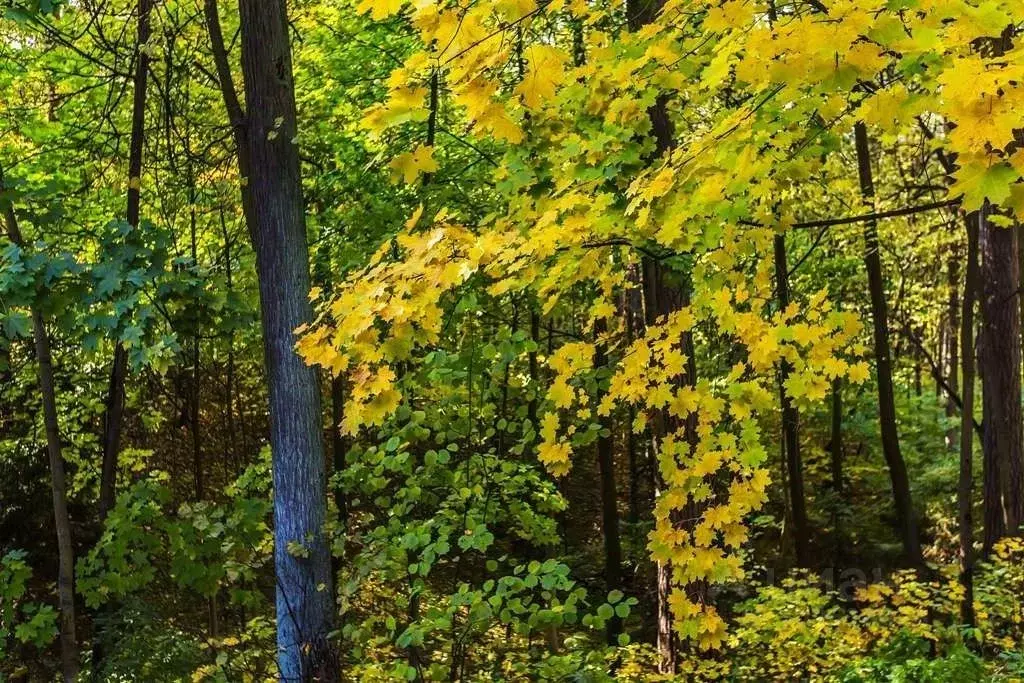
(2, 311), (32, 339)
(950, 161), (1019, 212)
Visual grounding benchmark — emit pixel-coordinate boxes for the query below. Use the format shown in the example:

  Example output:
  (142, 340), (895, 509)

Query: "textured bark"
(979, 207), (1024, 553)
(959, 213), (981, 626)
(235, 0), (337, 677)
(99, 0), (152, 522)
(2, 170), (79, 682)
(854, 122), (923, 567)
(773, 234), (810, 566)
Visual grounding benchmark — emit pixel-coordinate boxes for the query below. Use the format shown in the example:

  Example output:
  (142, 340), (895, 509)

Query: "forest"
(2, 0), (1024, 680)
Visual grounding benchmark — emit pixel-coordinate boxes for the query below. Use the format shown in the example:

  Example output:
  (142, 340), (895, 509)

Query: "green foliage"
(0, 550), (58, 659)
(838, 634), (986, 683)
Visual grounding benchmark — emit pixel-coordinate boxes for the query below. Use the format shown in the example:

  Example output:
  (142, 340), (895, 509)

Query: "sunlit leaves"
(949, 158), (1020, 212)
(388, 145), (438, 184)
(355, 0), (405, 21)
(514, 45), (569, 109)
(300, 0), (1024, 653)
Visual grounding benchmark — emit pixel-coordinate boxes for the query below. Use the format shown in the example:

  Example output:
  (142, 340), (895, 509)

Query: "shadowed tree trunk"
(94, 1), (153, 675)
(959, 212), (981, 626)
(774, 233), (810, 566)
(830, 378), (844, 566)
(99, 0), (152, 522)
(2, 168), (79, 682)
(946, 255), (961, 449)
(854, 122), (923, 567)
(206, 0), (338, 676)
(594, 319), (623, 644)
(978, 206), (1024, 553)
(626, 0), (694, 671)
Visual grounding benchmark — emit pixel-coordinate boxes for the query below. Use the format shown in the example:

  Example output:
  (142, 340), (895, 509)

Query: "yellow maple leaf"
(548, 379), (575, 409)
(389, 145), (439, 184)
(514, 45), (569, 109)
(847, 361), (870, 384)
(356, 0), (405, 20)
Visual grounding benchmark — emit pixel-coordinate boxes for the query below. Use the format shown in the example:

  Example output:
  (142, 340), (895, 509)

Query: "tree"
(854, 122), (923, 567)
(235, 0), (337, 677)
(98, 0), (153, 523)
(978, 206), (1024, 552)
(1, 167), (79, 681)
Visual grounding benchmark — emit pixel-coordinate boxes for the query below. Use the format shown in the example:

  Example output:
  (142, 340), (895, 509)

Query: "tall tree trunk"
(1, 169), (79, 682)
(773, 234), (810, 566)
(640, 260), (679, 674)
(946, 255), (961, 449)
(624, 284), (642, 525)
(203, 0), (257, 231)
(594, 319), (623, 644)
(626, 0), (684, 672)
(330, 375), (348, 528)
(830, 378), (844, 566)
(979, 206), (1024, 553)
(959, 213), (981, 626)
(99, 0), (152, 522)
(221, 208), (240, 472)
(235, 0), (337, 677)
(854, 122), (923, 567)
(189, 172), (204, 501)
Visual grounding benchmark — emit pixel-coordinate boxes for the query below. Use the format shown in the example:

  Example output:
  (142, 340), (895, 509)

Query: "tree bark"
(773, 234), (810, 566)
(959, 212), (981, 626)
(853, 122), (923, 567)
(99, 0), (152, 522)
(1, 169), (79, 682)
(946, 255), (961, 450)
(979, 205), (1024, 553)
(627, 0), (690, 671)
(235, 0), (337, 677)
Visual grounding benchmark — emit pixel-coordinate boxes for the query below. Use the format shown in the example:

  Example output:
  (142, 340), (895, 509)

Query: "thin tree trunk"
(330, 375), (348, 528)
(854, 122), (923, 567)
(2, 169), (79, 682)
(189, 172), (204, 501)
(774, 234), (810, 566)
(235, 0), (337, 677)
(626, 0), (685, 671)
(99, 0), (152, 522)
(221, 209), (239, 472)
(624, 286), (641, 525)
(830, 378), (844, 565)
(594, 319), (623, 644)
(946, 255), (961, 449)
(959, 212), (980, 626)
